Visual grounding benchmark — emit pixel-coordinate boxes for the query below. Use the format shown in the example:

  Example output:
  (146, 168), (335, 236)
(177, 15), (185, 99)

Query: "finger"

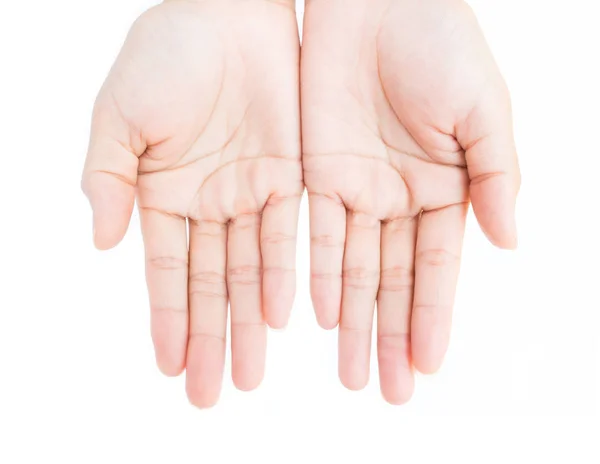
(377, 216), (418, 405)
(309, 193), (346, 330)
(261, 194), (301, 329)
(411, 203), (468, 374)
(339, 211), (380, 391)
(186, 220), (228, 409)
(140, 208), (188, 377)
(458, 90), (521, 249)
(81, 103), (140, 250)
(227, 213), (266, 391)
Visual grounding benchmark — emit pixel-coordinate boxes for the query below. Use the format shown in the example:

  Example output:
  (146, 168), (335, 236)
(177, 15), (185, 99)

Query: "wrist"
(164, 0), (295, 7)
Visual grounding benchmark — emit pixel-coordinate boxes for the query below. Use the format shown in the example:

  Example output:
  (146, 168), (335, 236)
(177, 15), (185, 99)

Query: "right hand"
(81, 0), (302, 408)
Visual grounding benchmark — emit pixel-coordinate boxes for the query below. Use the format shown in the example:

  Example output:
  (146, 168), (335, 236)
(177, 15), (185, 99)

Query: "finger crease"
(147, 256), (188, 270)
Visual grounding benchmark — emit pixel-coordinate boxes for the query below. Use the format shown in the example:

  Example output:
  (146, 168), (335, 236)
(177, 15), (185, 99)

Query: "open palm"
(302, 0), (520, 404)
(82, 0), (301, 407)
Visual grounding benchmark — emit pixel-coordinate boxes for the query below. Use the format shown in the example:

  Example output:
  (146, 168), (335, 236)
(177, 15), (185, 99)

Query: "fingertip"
(85, 173), (135, 250)
(338, 329), (370, 391)
(231, 324), (267, 392)
(340, 374), (368, 392)
(501, 213), (519, 250)
(263, 274), (295, 330)
(310, 281), (341, 330)
(414, 360), (441, 376)
(412, 348), (444, 375)
(187, 394), (219, 410)
(92, 218), (127, 250)
(154, 334), (186, 376)
(151, 317), (187, 378)
(381, 382), (414, 406)
(185, 335), (225, 410)
(411, 329), (448, 375)
(478, 211), (518, 251)
(186, 379), (221, 409)
(315, 310), (339, 330)
(471, 186), (519, 251)
(378, 336), (415, 405)
(231, 333), (265, 391)
(156, 359), (185, 378)
(488, 231), (518, 251)
(233, 374), (264, 392)
(264, 304), (291, 330)
(266, 314), (289, 331)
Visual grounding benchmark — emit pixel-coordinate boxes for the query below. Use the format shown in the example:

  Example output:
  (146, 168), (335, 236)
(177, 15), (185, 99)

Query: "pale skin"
(82, 0), (302, 408)
(82, 0), (519, 407)
(302, 0), (520, 404)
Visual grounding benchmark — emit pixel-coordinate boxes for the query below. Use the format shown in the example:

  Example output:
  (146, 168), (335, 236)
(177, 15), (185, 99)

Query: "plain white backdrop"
(0, 0), (599, 462)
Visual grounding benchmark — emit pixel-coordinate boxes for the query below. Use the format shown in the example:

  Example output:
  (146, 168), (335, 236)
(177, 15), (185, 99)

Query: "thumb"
(458, 90), (521, 250)
(81, 115), (140, 250)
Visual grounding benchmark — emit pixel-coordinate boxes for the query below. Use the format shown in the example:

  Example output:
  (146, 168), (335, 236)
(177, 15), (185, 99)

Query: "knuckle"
(416, 248), (460, 268)
(311, 234), (344, 248)
(151, 306), (187, 315)
(191, 220), (227, 238)
(189, 271), (227, 300)
(188, 332), (226, 343)
(261, 233), (296, 245)
(307, 191), (345, 207)
(338, 324), (372, 334)
(342, 266), (379, 289)
(229, 212), (261, 230)
(263, 267), (295, 277)
(412, 303), (453, 314)
(383, 217), (413, 232)
(348, 211), (379, 230)
(343, 266), (379, 280)
(311, 272), (342, 281)
(469, 170), (508, 187)
(377, 333), (410, 353)
(265, 193), (301, 207)
(147, 256), (188, 271)
(379, 266), (414, 292)
(227, 265), (261, 286)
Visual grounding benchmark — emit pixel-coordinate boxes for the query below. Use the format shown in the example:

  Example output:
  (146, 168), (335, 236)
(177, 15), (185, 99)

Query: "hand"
(301, 0), (520, 404)
(81, 0), (302, 408)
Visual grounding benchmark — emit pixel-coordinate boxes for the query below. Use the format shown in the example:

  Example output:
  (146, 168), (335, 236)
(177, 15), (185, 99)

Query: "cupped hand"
(82, 0), (302, 407)
(301, 0), (520, 404)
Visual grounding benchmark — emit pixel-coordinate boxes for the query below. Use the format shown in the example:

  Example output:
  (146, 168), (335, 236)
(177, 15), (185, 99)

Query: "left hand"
(301, 0), (520, 404)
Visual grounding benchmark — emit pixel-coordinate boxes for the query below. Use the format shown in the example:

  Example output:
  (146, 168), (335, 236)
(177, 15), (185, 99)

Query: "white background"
(0, 0), (599, 462)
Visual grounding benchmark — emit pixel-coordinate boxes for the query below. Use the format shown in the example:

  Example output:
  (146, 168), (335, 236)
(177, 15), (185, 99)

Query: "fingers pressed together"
(139, 196), (301, 408)
(81, 0), (520, 408)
